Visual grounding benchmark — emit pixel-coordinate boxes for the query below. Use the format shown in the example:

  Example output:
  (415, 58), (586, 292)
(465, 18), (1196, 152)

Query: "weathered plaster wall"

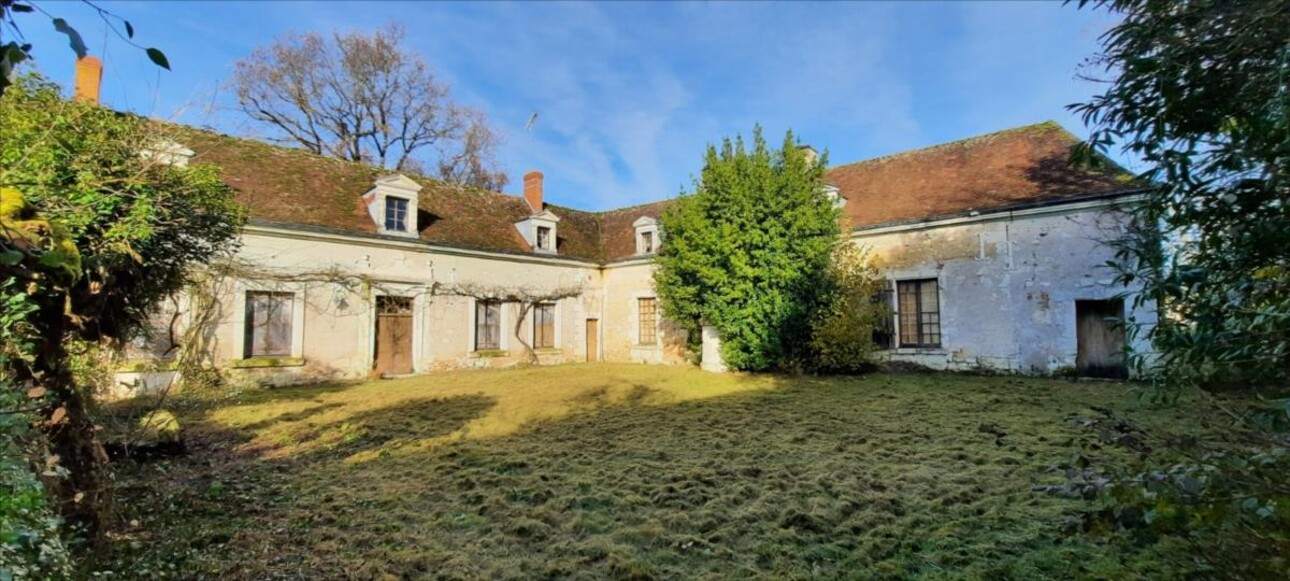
(112, 198), (1152, 392)
(115, 227), (612, 388)
(854, 202), (1153, 374)
(600, 260), (689, 364)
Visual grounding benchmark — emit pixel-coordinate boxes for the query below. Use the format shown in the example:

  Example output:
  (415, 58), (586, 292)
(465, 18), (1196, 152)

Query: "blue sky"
(19, 1), (1119, 211)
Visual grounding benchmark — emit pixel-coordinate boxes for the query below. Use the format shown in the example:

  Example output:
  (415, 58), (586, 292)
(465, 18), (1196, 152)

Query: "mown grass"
(92, 364), (1208, 579)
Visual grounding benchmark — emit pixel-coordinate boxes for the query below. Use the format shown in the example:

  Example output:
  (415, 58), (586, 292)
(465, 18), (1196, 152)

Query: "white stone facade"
(854, 195), (1153, 374)
(113, 191), (1149, 392)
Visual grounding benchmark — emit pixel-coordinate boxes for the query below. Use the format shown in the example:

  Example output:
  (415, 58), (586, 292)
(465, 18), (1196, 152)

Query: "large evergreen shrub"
(654, 127), (841, 371)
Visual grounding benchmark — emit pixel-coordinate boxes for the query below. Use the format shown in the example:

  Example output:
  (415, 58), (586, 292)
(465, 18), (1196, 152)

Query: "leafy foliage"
(654, 127), (840, 371)
(1, 385), (72, 580)
(230, 23), (508, 190)
(1064, 0), (1290, 574)
(2, 76), (244, 344)
(0, 74), (243, 537)
(1073, 0), (1290, 391)
(0, 0), (168, 96)
(808, 244), (888, 374)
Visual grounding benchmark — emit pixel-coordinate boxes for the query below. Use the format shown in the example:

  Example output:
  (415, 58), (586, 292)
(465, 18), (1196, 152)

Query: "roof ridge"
(590, 197), (675, 216)
(171, 122), (534, 202)
(828, 121), (1071, 171)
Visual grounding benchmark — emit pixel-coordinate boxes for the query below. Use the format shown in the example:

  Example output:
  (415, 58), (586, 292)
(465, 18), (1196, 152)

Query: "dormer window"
(536, 226), (552, 251)
(633, 216), (660, 256)
(822, 184), (846, 209)
(515, 210), (560, 255)
(140, 139), (194, 168)
(385, 196), (409, 232)
(362, 174), (423, 238)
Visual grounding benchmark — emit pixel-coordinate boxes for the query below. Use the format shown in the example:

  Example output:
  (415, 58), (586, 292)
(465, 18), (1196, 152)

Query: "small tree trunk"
(29, 314), (109, 543)
(513, 302), (538, 366)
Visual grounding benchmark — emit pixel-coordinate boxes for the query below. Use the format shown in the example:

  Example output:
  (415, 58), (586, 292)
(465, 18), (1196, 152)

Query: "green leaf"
(2, 42), (30, 69)
(124, 20), (134, 39)
(145, 47), (170, 70)
(52, 18), (87, 59)
(0, 249), (23, 266)
(10, 3), (35, 13)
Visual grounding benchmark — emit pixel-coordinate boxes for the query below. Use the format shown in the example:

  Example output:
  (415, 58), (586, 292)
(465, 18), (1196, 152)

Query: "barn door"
(374, 296), (414, 376)
(1076, 299), (1127, 379)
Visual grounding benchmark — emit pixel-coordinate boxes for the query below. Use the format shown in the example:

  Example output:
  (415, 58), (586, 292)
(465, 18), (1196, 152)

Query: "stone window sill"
(116, 359), (178, 373)
(231, 356), (306, 369)
(470, 349), (509, 358)
(885, 347), (947, 355)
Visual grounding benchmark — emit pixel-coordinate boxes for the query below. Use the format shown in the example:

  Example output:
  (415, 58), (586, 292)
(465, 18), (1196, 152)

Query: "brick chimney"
(523, 171), (544, 212)
(74, 56), (103, 104)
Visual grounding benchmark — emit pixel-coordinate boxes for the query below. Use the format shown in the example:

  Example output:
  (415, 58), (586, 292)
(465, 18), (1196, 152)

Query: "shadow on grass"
(92, 368), (1203, 579)
(238, 401), (346, 432)
(230, 380), (360, 406)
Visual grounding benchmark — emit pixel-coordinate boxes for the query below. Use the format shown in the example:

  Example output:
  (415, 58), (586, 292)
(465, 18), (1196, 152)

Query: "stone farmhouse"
(91, 81), (1150, 391)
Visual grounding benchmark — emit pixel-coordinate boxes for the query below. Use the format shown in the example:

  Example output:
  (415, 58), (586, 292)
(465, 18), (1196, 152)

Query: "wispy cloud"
(23, 0), (1117, 210)
(388, 1), (920, 209)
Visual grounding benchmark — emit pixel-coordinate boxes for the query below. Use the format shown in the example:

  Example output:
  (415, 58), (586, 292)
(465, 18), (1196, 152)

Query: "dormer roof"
(373, 173), (424, 192)
(529, 209), (561, 223)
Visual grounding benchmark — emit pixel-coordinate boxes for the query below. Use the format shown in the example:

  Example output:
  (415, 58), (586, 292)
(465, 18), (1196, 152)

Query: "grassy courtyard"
(93, 364), (1206, 579)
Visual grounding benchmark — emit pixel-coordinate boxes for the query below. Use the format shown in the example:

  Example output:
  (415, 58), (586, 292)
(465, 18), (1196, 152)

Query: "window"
(897, 279), (941, 347)
(244, 291), (294, 357)
(475, 300), (501, 351)
(638, 297), (658, 345)
(533, 303), (556, 349)
(536, 225), (552, 250)
(632, 216), (659, 255)
(640, 230), (655, 254)
(384, 196), (409, 232)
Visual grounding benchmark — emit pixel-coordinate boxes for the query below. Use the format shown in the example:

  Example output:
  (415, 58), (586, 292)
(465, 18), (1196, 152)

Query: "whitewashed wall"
(112, 196), (1152, 391)
(112, 224), (612, 387)
(852, 198), (1154, 374)
(599, 260), (688, 364)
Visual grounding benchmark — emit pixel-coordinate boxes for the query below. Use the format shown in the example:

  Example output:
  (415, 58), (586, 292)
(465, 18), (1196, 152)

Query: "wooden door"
(585, 319), (599, 362)
(1076, 299), (1127, 379)
(374, 296), (414, 376)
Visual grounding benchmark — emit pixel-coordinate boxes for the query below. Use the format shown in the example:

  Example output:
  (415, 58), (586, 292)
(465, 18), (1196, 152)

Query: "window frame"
(532, 302), (556, 349)
(897, 279), (941, 348)
(637, 297), (659, 345)
(384, 196), (409, 232)
(640, 230), (655, 254)
(474, 299), (502, 351)
(243, 291), (295, 358)
(535, 225), (552, 251)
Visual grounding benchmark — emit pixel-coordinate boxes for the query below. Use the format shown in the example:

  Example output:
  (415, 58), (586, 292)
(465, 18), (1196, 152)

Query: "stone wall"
(853, 199), (1154, 375)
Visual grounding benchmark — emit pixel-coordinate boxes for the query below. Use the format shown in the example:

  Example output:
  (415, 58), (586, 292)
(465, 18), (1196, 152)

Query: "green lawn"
(94, 364), (1205, 579)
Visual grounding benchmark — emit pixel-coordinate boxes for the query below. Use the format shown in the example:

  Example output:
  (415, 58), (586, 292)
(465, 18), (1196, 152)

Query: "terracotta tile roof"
(598, 199), (673, 261)
(174, 127), (608, 261)
(825, 121), (1138, 229)
(171, 121), (1133, 265)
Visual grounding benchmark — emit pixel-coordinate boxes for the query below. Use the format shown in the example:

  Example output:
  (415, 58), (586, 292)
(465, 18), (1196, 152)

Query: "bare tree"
(230, 23), (508, 189)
